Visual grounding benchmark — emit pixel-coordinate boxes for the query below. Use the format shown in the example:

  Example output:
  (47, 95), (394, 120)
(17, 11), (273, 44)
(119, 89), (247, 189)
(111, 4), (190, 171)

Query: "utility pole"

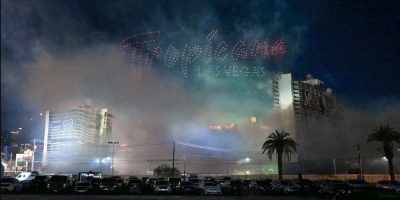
(332, 158), (337, 175)
(357, 144), (363, 178)
(172, 141), (175, 177)
(31, 139), (36, 171)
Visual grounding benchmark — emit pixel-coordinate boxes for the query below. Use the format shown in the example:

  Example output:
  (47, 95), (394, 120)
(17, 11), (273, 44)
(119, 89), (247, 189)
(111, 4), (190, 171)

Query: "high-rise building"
(42, 105), (113, 168)
(272, 73), (342, 160)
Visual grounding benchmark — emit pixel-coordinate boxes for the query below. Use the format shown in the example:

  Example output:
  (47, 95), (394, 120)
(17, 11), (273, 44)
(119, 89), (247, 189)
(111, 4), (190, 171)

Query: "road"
(1, 194), (319, 200)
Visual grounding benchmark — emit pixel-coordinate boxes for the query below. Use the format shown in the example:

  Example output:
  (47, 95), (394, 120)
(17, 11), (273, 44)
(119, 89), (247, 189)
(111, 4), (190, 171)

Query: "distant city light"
(237, 157), (251, 164)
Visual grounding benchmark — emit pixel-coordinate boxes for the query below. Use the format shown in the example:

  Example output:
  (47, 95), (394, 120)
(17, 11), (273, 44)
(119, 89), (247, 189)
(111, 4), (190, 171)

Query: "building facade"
(42, 105), (113, 170)
(272, 73), (342, 161)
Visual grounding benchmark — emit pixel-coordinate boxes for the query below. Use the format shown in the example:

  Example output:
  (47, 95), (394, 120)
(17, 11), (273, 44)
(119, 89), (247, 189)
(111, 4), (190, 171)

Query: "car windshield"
(1, 178), (16, 183)
(102, 178), (116, 183)
(34, 176), (47, 181)
(348, 180), (366, 184)
(333, 183), (348, 189)
(156, 181), (168, 185)
(50, 176), (68, 182)
(128, 180), (141, 184)
(91, 178), (101, 183)
(257, 180), (270, 185)
(300, 180), (312, 184)
(76, 182), (90, 186)
(231, 181), (242, 186)
(181, 182), (194, 186)
(205, 182), (218, 186)
(281, 181), (291, 185)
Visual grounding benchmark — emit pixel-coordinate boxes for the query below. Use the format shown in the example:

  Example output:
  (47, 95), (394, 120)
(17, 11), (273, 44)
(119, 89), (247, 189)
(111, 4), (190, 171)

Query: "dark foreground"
(1, 194), (317, 200)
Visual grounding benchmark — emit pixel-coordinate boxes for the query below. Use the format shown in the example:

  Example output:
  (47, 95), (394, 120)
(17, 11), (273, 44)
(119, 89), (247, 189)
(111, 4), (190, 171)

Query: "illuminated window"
(250, 116), (257, 123)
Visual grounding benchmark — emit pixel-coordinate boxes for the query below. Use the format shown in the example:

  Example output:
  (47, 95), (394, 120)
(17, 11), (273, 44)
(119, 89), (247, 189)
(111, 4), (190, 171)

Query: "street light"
(108, 141), (119, 176)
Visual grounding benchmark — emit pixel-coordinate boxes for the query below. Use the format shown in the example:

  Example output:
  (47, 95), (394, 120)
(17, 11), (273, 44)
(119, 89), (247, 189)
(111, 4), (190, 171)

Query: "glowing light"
(250, 116), (257, 123)
(121, 30), (286, 79)
(209, 124), (223, 131)
(237, 157), (251, 164)
(223, 123), (235, 129)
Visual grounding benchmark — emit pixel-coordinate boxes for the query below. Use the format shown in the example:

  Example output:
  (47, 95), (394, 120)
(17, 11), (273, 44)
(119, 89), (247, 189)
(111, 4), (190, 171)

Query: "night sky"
(2, 0), (400, 143)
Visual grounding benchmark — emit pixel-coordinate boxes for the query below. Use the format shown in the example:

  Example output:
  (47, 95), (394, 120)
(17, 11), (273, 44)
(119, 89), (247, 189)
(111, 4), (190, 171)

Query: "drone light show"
(120, 30), (286, 80)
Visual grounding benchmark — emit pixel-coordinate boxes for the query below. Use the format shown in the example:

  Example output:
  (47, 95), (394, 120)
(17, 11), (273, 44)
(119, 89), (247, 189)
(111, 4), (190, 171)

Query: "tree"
(262, 130), (297, 179)
(153, 164), (181, 178)
(367, 125), (400, 181)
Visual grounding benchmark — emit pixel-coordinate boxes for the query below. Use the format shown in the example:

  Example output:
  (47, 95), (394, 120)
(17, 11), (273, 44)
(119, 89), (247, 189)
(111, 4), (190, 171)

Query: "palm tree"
(367, 125), (400, 181)
(262, 130), (297, 179)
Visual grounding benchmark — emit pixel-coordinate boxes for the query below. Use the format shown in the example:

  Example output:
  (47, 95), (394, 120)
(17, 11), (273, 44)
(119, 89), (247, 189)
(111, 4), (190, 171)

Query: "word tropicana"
(120, 30), (286, 80)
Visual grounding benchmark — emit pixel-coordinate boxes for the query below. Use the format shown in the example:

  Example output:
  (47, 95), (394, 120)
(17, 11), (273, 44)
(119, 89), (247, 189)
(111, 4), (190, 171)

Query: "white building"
(42, 105), (113, 168)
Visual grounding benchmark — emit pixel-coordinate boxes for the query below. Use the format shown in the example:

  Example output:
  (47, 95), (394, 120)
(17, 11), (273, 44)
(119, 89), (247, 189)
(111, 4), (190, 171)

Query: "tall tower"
(272, 73), (342, 162)
(42, 105), (113, 170)
(272, 73), (297, 141)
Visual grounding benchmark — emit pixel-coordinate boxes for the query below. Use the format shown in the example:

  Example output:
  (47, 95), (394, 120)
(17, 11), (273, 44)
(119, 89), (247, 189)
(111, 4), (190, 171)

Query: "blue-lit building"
(42, 105), (113, 172)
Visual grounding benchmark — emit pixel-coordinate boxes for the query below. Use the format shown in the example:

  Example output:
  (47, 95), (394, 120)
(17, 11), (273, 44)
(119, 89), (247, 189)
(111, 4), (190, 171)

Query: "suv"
(199, 182), (222, 195)
(1, 177), (21, 192)
(223, 179), (242, 195)
(178, 181), (197, 194)
(99, 177), (121, 193)
(271, 179), (298, 193)
(31, 175), (50, 193)
(126, 179), (143, 194)
(256, 179), (273, 194)
(153, 180), (171, 194)
(346, 179), (368, 189)
(47, 175), (73, 193)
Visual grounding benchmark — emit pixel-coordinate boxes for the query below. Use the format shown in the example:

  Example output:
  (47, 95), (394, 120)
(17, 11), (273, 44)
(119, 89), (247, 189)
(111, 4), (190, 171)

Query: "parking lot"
(1, 194), (318, 200)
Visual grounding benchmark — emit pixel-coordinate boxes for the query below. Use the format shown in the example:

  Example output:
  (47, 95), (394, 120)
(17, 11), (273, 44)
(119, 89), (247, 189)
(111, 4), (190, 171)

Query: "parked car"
(73, 181), (93, 193)
(294, 179), (315, 193)
(31, 175), (50, 193)
(126, 179), (143, 194)
(177, 181), (198, 194)
(153, 180), (171, 194)
(318, 180), (354, 199)
(271, 179), (298, 193)
(256, 179), (273, 194)
(222, 179), (243, 195)
(376, 180), (400, 193)
(199, 182), (222, 195)
(168, 177), (181, 192)
(16, 171), (38, 182)
(99, 177), (120, 193)
(1, 177), (21, 192)
(346, 179), (369, 189)
(90, 177), (102, 192)
(47, 175), (73, 193)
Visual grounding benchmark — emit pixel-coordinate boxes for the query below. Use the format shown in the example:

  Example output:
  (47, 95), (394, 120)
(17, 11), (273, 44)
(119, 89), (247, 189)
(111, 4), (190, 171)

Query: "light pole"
(108, 141), (119, 176)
